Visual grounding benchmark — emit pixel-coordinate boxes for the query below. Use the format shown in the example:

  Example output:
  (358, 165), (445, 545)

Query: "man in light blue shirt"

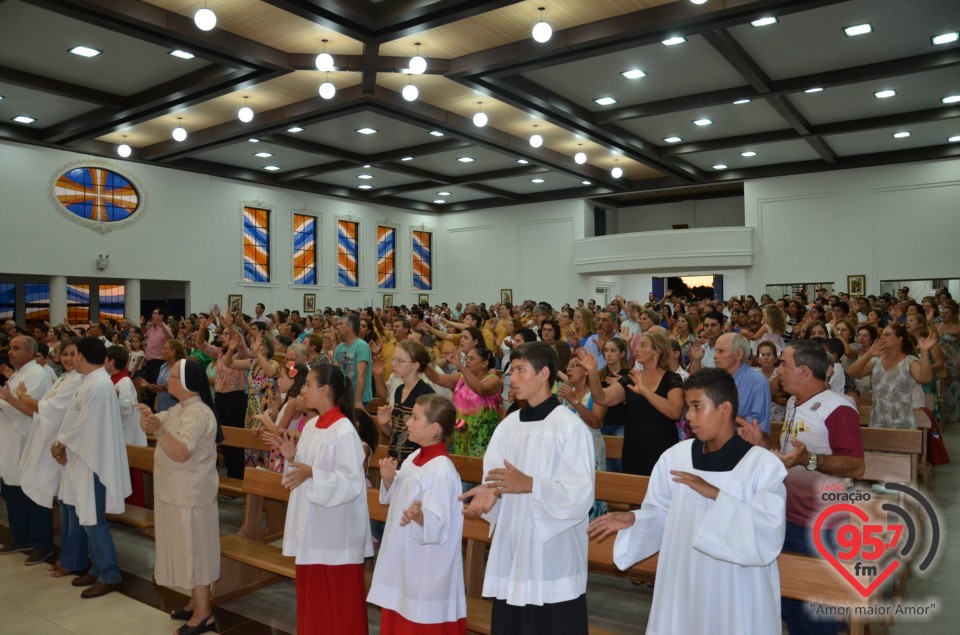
(713, 333), (772, 433)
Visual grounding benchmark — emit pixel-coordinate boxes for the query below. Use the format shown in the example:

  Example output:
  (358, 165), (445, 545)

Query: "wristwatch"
(806, 453), (818, 471)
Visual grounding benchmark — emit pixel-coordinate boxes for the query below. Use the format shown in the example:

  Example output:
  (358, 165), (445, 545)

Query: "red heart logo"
(813, 503), (900, 598)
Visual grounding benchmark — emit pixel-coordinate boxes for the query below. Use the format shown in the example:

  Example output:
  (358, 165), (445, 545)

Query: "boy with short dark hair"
(462, 342), (594, 634)
(589, 368), (787, 634)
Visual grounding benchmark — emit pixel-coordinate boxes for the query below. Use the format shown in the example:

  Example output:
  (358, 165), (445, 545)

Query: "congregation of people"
(0, 282), (956, 634)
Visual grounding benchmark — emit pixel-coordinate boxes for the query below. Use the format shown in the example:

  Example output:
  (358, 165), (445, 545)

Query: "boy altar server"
(589, 368), (787, 635)
(462, 342), (595, 634)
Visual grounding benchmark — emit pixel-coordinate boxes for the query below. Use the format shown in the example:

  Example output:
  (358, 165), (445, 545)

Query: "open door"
(713, 274), (723, 302)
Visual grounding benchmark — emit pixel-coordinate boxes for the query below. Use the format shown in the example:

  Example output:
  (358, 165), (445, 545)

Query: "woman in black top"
(580, 332), (684, 476)
(374, 339), (434, 465)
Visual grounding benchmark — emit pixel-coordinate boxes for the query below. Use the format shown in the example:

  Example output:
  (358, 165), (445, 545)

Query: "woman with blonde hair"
(748, 305), (787, 356)
(579, 332), (684, 476)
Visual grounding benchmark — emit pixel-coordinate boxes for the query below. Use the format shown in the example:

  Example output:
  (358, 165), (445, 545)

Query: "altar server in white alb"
(589, 368), (787, 635)
(273, 364), (373, 634)
(369, 393), (466, 634)
(54, 337), (131, 598)
(0, 335), (53, 563)
(462, 342), (595, 634)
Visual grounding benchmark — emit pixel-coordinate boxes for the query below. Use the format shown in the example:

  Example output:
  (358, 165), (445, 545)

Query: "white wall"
(616, 196), (744, 233)
(744, 158), (960, 296)
(0, 141), (438, 315)
(438, 200), (594, 308)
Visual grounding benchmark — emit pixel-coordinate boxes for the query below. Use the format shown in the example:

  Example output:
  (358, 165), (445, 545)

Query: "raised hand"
(379, 457), (398, 483)
(376, 404), (392, 426)
(576, 348), (598, 373)
(918, 333), (938, 352)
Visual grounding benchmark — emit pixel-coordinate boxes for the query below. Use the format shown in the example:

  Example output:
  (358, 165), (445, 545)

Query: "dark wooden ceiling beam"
(597, 48), (960, 125)
(461, 183), (520, 201)
(277, 160), (359, 183)
(366, 138), (472, 164)
(288, 54), (451, 75)
(485, 75), (703, 180)
(448, 165), (549, 185)
(140, 87), (369, 161)
(448, 0), (849, 78)
(378, 161), (455, 185)
(43, 66), (269, 145)
(257, 0), (375, 41)
(24, 0), (291, 72)
(362, 43), (381, 95)
(366, 88), (630, 190)
(702, 28), (837, 164)
(367, 181), (446, 198)
(0, 65), (125, 108)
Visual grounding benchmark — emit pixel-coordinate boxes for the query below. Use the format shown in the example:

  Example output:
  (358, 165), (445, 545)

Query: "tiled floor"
(2, 424), (957, 634)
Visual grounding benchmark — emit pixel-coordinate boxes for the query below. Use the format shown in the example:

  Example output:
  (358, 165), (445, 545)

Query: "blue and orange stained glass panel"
(25, 283), (50, 322)
(337, 220), (359, 287)
(412, 230), (432, 290)
(99, 284), (125, 321)
(377, 226), (396, 289)
(0, 283), (14, 320)
(67, 283), (90, 324)
(293, 214), (317, 285)
(55, 167), (140, 222)
(243, 206), (270, 283)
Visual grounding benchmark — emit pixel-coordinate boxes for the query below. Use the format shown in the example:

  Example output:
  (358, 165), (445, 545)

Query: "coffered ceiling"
(0, 0), (957, 212)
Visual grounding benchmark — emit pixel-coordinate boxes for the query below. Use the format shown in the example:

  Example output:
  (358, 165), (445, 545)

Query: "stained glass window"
(0, 283), (14, 320)
(293, 214), (317, 285)
(99, 284), (125, 321)
(337, 219), (359, 288)
(243, 206), (271, 283)
(67, 284), (90, 324)
(412, 230), (433, 290)
(25, 283), (50, 323)
(377, 226), (396, 289)
(54, 167), (140, 222)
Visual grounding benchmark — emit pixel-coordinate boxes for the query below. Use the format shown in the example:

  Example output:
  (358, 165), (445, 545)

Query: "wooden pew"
(218, 426), (272, 497)
(107, 445), (156, 536)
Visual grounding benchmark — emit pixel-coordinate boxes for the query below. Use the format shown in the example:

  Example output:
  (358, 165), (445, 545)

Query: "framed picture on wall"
(303, 293), (316, 313)
(227, 294), (242, 316)
(501, 288), (513, 304)
(847, 275), (866, 296)
(418, 293), (429, 306)
(383, 294), (394, 309)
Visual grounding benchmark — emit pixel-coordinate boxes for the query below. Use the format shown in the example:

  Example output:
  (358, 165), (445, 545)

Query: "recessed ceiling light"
(712, 164), (728, 170)
(594, 97), (618, 106)
(663, 136), (683, 143)
(621, 69), (647, 79)
(662, 36), (686, 46)
(740, 151), (757, 157)
(948, 135), (960, 143)
(433, 199), (446, 204)
(581, 180), (592, 186)
(457, 157), (475, 163)
(892, 131), (911, 138)
(362, 164), (371, 168)
(437, 191), (451, 196)
(358, 174), (373, 179)
(751, 17), (777, 27)
(254, 152), (273, 158)
(248, 138), (260, 143)
(874, 90), (896, 99)
(356, 128), (378, 135)
(804, 87), (824, 94)
(942, 95), (960, 104)
(932, 32), (959, 46)
(692, 118), (713, 126)
(169, 49), (196, 60)
(0, 95), (4, 101)
(263, 165), (281, 171)
(516, 159), (529, 164)
(844, 23), (872, 37)
(358, 184), (373, 190)
(12, 115), (36, 124)
(287, 126), (304, 133)
(531, 178), (545, 183)
(69, 45), (101, 58)
(733, 98), (751, 105)
(401, 156), (414, 161)
(429, 130), (444, 137)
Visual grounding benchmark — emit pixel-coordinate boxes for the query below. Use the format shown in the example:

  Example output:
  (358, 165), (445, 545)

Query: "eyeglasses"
(758, 353), (776, 359)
